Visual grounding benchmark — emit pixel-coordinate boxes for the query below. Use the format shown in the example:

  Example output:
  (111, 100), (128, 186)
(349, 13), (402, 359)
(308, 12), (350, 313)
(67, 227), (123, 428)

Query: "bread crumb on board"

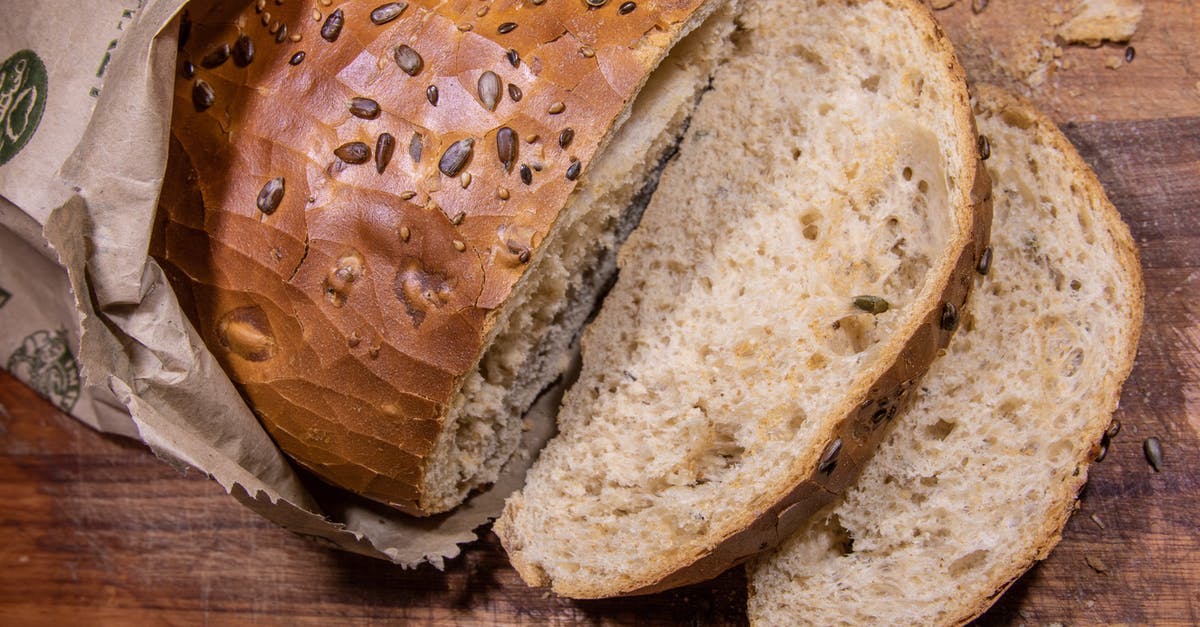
(1057, 0), (1144, 47)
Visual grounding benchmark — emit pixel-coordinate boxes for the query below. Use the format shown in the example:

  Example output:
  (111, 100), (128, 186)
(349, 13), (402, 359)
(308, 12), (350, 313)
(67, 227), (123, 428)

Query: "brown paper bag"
(0, 0), (555, 568)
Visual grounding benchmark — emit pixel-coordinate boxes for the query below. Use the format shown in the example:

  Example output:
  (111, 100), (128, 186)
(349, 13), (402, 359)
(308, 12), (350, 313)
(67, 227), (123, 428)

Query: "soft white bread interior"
(746, 85), (1144, 627)
(496, 0), (990, 597)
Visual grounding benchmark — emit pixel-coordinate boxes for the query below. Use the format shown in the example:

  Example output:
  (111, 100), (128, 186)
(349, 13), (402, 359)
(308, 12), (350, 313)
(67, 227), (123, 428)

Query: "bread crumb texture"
(747, 87), (1142, 627)
(501, 0), (974, 596)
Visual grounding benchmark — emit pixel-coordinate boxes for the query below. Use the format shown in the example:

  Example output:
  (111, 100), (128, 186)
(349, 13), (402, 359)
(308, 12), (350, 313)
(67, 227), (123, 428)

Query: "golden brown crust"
(939, 84), (1144, 626)
(157, 0), (721, 514)
(496, 0), (993, 597)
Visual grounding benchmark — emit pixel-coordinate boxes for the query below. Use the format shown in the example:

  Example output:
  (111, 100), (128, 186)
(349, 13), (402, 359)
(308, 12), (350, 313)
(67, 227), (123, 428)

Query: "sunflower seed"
(452, 211), (466, 224)
(977, 246), (993, 275)
(940, 302), (959, 331)
(335, 141), (371, 164)
(1143, 437), (1163, 472)
(453, 239), (467, 252)
(1095, 441), (1109, 462)
(375, 133), (395, 173)
(558, 127), (574, 148)
(507, 48), (520, 68)
(519, 163), (532, 185)
(275, 24), (289, 44)
(289, 51), (306, 65)
(394, 45), (423, 76)
(507, 83), (523, 102)
(460, 173), (471, 189)
(399, 225), (411, 241)
(1105, 420), (1121, 440)
(497, 127), (517, 172)
(201, 44), (231, 68)
(350, 97), (381, 119)
(370, 2), (407, 24)
(181, 59), (196, 79)
(478, 71), (502, 111)
(233, 34), (255, 67)
(978, 135), (991, 161)
(321, 8), (344, 41)
(565, 159), (581, 180)
(426, 85), (439, 106)
(853, 295), (889, 314)
(400, 191), (416, 200)
(547, 101), (565, 114)
(579, 45), (595, 58)
(192, 80), (215, 112)
(618, 1), (636, 14)
(257, 177), (285, 214)
(409, 133), (423, 163)
(439, 138), (474, 176)
(585, 0), (608, 7)
(497, 187), (510, 200)
(1125, 46), (1135, 63)
(1089, 513), (1105, 529)
(817, 438), (842, 474)
(498, 22), (517, 34)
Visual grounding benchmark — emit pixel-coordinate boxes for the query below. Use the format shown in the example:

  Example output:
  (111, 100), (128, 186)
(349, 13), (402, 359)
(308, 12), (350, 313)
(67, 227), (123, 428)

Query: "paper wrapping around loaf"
(157, 0), (713, 513)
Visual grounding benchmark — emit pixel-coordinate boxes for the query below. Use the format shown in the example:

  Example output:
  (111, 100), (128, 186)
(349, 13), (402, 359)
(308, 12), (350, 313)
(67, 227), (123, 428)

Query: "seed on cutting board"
(409, 133), (423, 163)
(507, 48), (520, 67)
(350, 97), (381, 119)
(232, 34), (254, 67)
(460, 173), (472, 188)
(1105, 420), (1121, 439)
(977, 134), (991, 161)
(275, 24), (289, 44)
(547, 101), (566, 114)
(977, 246), (993, 275)
(394, 45), (423, 76)
(181, 60), (196, 79)
(497, 127), (517, 172)
(1095, 441), (1109, 462)
(853, 295), (889, 314)
(565, 159), (581, 181)
(520, 163), (532, 185)
(524, 133), (539, 143)
(200, 43), (231, 68)
(453, 239), (466, 252)
(439, 138), (474, 176)
(478, 71), (502, 111)
(558, 128), (574, 148)
(321, 8), (345, 42)
(426, 85), (439, 106)
(817, 438), (842, 474)
(579, 45), (595, 58)
(1084, 555), (1108, 574)
(507, 83), (523, 102)
(498, 22), (517, 34)
(375, 133), (395, 173)
(289, 51), (306, 65)
(1143, 437), (1163, 472)
(400, 191), (416, 200)
(335, 141), (371, 164)
(619, 1), (636, 14)
(452, 211), (466, 225)
(371, 2), (407, 24)
(940, 302), (959, 331)
(192, 80), (215, 112)
(256, 177), (285, 214)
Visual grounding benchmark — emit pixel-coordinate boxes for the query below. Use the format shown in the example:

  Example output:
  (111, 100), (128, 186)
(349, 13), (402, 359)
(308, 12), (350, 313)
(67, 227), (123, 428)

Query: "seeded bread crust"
(745, 85), (1144, 626)
(495, 0), (992, 597)
(156, 0), (729, 515)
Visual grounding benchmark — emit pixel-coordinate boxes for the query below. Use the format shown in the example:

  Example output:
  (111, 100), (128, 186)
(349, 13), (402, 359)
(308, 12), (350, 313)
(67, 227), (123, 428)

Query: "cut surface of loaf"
(746, 86), (1144, 626)
(496, 0), (990, 597)
(155, 0), (733, 514)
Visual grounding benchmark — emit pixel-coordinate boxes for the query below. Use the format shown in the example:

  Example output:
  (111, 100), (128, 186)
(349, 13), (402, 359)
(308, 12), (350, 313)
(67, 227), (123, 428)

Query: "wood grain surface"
(2, 1), (1199, 624)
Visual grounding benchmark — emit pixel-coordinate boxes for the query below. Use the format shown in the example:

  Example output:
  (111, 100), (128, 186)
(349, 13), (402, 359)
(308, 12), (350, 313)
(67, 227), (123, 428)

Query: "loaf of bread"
(154, 0), (736, 514)
(746, 86), (1144, 626)
(495, 0), (992, 597)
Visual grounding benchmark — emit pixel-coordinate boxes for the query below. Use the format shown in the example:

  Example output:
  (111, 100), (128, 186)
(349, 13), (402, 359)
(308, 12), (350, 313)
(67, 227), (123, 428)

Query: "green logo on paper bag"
(8, 329), (80, 412)
(0, 50), (48, 167)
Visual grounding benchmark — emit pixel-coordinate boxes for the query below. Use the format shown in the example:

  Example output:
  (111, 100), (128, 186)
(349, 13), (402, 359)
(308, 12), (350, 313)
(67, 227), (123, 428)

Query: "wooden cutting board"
(1, 1), (1197, 623)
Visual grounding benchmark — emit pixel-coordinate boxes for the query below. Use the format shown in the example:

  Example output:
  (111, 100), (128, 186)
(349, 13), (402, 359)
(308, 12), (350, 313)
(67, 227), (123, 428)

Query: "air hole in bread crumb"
(948, 549), (989, 576)
(861, 74), (881, 92)
(791, 147), (802, 160)
(1070, 279), (1082, 291)
(803, 224), (820, 240)
(925, 419), (956, 440)
(829, 313), (876, 355)
(902, 166), (913, 181)
(917, 179), (929, 194)
(818, 103), (834, 116)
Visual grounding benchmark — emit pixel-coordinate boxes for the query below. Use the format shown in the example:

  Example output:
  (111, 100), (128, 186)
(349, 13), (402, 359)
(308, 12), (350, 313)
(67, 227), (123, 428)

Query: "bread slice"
(746, 86), (1144, 626)
(156, 0), (735, 515)
(495, 0), (991, 597)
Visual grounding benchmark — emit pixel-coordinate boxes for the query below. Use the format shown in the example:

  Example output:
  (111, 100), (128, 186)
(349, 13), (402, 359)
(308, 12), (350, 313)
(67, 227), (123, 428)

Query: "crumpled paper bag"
(0, 0), (557, 568)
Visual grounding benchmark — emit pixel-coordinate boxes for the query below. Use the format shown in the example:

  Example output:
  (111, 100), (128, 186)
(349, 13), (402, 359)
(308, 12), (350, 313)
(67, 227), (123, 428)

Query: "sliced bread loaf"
(495, 0), (991, 597)
(746, 86), (1144, 626)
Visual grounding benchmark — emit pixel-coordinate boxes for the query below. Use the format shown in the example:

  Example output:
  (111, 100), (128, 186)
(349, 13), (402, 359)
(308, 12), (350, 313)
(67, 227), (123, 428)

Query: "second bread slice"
(496, 0), (991, 597)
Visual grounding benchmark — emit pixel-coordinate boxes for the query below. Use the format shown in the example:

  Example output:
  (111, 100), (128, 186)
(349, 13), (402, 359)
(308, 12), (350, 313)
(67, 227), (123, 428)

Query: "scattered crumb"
(1085, 555), (1109, 574)
(1105, 56), (1123, 70)
(1057, 0), (1144, 47)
